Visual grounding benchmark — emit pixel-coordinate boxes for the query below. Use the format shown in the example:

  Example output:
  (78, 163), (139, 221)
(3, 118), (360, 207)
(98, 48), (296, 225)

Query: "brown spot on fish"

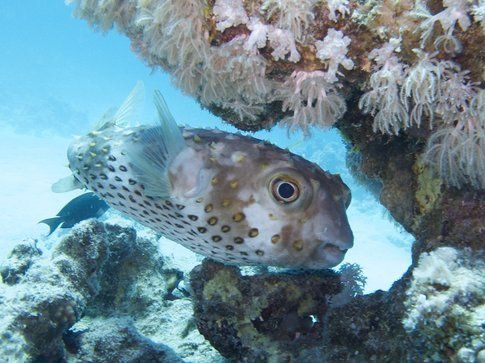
(221, 200), (231, 208)
(232, 212), (245, 222)
(248, 228), (259, 237)
(225, 245), (234, 251)
(119, 165), (128, 172)
(212, 235), (222, 242)
(197, 227), (207, 233)
(256, 249), (264, 256)
(208, 217), (218, 226)
(204, 204), (213, 213)
(229, 180), (239, 189)
(188, 215), (198, 221)
(271, 234), (281, 244)
(221, 225), (231, 233)
(211, 176), (218, 185)
(292, 240), (303, 251)
(234, 237), (244, 244)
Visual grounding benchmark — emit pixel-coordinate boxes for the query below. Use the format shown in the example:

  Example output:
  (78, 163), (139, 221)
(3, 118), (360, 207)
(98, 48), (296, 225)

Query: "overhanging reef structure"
(67, 0), (484, 361)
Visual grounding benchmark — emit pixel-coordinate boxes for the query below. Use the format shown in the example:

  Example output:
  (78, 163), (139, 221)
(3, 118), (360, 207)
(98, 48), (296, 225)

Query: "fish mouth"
(320, 242), (349, 267)
(323, 243), (348, 255)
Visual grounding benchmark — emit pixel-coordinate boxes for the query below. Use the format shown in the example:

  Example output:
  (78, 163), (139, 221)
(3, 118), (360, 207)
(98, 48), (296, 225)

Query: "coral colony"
(67, 0), (484, 190)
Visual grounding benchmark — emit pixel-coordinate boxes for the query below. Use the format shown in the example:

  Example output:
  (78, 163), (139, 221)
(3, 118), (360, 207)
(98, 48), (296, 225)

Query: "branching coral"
(268, 27), (301, 62)
(279, 70), (346, 134)
(359, 39), (409, 135)
(330, 263), (367, 307)
(315, 28), (354, 83)
(472, 0), (485, 30)
(244, 17), (270, 52)
(412, 0), (472, 53)
(326, 0), (350, 21)
(261, 0), (317, 41)
(136, 0), (209, 81)
(425, 88), (485, 189)
(68, 0), (485, 189)
(201, 36), (271, 120)
(400, 50), (454, 129)
(213, 0), (249, 32)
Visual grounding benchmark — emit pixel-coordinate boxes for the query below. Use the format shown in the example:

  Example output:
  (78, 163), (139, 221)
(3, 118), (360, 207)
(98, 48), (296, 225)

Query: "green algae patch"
(202, 269), (243, 303)
(413, 155), (442, 215)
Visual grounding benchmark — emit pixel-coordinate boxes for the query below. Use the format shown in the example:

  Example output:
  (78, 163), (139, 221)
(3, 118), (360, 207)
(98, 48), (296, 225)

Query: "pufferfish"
(54, 84), (353, 269)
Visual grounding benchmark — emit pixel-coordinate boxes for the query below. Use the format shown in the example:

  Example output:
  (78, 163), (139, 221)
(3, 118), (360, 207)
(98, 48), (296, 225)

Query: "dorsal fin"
(94, 82), (144, 131)
(126, 91), (186, 198)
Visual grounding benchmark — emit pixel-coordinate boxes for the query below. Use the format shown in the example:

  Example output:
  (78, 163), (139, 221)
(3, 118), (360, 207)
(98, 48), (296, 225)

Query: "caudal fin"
(38, 217), (63, 236)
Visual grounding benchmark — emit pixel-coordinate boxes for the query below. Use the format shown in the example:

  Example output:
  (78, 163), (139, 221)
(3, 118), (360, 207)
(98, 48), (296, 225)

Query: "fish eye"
(271, 178), (300, 203)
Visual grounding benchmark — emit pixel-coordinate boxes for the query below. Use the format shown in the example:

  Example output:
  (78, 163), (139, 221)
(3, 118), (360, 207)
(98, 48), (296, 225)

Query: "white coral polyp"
(359, 39), (409, 135)
(280, 70), (346, 134)
(413, 0), (472, 53)
(315, 28), (354, 83)
(268, 28), (301, 62)
(261, 0), (317, 41)
(244, 17), (270, 52)
(326, 0), (350, 21)
(213, 0), (249, 32)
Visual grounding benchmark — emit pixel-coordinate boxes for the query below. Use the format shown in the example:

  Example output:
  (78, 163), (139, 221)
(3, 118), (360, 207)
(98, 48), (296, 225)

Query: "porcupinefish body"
(54, 85), (353, 269)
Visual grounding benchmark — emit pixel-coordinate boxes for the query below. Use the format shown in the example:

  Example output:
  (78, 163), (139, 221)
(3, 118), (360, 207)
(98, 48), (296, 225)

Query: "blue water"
(0, 1), (412, 292)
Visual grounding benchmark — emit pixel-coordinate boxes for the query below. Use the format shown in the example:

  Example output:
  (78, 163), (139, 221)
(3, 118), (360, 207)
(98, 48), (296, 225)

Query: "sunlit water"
(0, 1), (412, 293)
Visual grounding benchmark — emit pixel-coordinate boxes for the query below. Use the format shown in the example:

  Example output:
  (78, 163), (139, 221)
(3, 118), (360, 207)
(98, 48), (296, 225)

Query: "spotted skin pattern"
(67, 125), (354, 269)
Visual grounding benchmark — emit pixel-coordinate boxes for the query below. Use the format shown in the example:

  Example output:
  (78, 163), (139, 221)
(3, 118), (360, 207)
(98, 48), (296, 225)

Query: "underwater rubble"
(0, 220), (222, 362)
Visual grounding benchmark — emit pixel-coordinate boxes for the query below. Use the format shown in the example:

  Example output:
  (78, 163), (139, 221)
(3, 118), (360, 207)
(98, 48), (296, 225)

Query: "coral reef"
(67, 0), (484, 189)
(403, 247), (485, 362)
(0, 220), (223, 362)
(55, 0), (485, 361)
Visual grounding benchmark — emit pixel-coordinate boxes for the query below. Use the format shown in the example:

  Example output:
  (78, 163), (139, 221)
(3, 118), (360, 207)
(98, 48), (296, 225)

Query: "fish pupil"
(278, 182), (295, 199)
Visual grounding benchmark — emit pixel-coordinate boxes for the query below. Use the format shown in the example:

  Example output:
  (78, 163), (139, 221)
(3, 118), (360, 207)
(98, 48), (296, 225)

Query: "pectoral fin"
(52, 175), (82, 193)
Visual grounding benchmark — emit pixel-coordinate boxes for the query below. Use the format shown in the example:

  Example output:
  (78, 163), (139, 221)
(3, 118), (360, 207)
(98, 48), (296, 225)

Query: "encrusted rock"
(0, 240), (42, 285)
(64, 317), (182, 363)
(190, 259), (343, 361)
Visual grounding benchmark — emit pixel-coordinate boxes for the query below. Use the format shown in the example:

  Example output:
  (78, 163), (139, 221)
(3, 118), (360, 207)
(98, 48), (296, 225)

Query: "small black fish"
(39, 192), (109, 235)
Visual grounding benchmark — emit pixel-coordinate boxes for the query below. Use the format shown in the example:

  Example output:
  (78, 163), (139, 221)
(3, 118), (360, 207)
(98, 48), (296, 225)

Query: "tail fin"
(38, 217), (63, 236)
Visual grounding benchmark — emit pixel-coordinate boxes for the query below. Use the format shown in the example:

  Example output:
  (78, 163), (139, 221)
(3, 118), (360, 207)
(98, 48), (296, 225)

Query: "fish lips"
(317, 241), (351, 267)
